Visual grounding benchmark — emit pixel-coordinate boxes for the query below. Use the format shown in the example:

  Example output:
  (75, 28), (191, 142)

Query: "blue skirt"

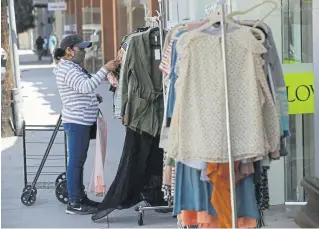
(173, 162), (260, 220)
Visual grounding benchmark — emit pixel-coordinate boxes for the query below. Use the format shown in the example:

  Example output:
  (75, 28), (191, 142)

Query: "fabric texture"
(257, 168), (270, 211)
(106, 72), (119, 88)
(167, 26), (280, 163)
(173, 162), (260, 227)
(63, 123), (91, 201)
(93, 128), (167, 220)
(240, 20), (289, 136)
(178, 211), (257, 228)
(54, 59), (108, 125)
(89, 113), (107, 196)
(120, 28), (164, 137)
(114, 40), (131, 119)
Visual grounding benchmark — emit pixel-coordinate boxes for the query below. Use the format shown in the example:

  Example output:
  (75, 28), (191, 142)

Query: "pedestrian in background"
(49, 34), (58, 63)
(35, 36), (44, 61)
(43, 36), (49, 56)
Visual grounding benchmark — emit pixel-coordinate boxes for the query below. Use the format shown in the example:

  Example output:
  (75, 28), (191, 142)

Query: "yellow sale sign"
(284, 72), (314, 114)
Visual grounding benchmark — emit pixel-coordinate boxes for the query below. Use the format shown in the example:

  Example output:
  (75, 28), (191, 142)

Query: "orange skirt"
(178, 210), (257, 228)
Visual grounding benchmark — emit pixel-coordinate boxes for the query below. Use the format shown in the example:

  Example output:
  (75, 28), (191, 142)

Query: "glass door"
(282, 0), (315, 203)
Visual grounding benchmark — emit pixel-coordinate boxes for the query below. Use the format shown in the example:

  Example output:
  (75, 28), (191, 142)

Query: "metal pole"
(218, 0), (238, 227)
(30, 28), (34, 50)
(158, 0), (164, 51)
(227, 0), (232, 12)
(8, 0), (24, 136)
(158, 0), (167, 112)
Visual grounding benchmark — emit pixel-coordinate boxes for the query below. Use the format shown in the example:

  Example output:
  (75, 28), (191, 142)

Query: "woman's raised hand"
(104, 60), (120, 71)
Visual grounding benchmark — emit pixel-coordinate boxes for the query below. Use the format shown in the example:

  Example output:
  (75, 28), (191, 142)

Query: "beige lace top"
(167, 26), (280, 163)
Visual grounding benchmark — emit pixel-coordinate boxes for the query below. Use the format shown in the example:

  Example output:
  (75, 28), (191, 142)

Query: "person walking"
(53, 34), (119, 215)
(35, 36), (44, 60)
(43, 36), (49, 56)
(49, 34), (58, 63)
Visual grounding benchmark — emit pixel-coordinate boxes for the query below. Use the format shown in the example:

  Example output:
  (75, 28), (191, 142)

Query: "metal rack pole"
(218, 0), (238, 227)
(158, 0), (164, 51)
(158, 0), (168, 112)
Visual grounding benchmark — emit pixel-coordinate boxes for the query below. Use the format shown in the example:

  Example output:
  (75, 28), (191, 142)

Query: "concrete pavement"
(1, 51), (299, 228)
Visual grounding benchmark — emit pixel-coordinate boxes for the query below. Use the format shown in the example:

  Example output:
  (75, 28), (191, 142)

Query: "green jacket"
(121, 28), (164, 137)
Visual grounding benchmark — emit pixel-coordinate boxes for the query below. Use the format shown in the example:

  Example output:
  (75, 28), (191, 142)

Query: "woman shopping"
(53, 34), (119, 215)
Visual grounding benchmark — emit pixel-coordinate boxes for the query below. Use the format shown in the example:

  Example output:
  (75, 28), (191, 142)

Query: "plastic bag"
(89, 113), (107, 196)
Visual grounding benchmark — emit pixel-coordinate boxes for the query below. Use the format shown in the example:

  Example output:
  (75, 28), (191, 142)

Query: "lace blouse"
(167, 26), (280, 163)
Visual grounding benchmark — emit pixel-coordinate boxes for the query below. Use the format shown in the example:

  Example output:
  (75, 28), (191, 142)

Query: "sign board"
(48, 2), (67, 11)
(284, 72), (314, 114)
(64, 24), (77, 32)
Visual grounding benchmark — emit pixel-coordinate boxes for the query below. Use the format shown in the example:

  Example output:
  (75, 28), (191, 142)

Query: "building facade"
(41, 0), (318, 206)
(48, 0), (160, 72)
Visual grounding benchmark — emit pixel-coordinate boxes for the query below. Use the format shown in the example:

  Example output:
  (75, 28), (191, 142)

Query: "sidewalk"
(1, 50), (299, 228)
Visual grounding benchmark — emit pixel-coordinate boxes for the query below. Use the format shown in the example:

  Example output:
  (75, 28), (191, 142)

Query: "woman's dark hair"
(53, 48), (66, 60)
(53, 45), (75, 60)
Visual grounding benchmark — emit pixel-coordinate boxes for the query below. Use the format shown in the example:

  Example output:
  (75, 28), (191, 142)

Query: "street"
(1, 51), (298, 228)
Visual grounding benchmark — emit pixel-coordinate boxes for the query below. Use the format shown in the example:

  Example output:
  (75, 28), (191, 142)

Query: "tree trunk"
(1, 0), (15, 137)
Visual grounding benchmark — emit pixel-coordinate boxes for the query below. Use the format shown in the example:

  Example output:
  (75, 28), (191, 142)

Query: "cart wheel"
(21, 190), (36, 206)
(55, 179), (68, 204)
(22, 185), (37, 195)
(138, 212), (144, 226)
(55, 172), (66, 186)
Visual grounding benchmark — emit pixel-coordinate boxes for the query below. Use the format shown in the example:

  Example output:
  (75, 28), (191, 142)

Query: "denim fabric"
(63, 123), (91, 201)
(173, 162), (260, 220)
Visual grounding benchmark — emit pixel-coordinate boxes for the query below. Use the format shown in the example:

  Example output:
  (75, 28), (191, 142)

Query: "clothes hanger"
(185, 5), (265, 43)
(252, 0), (278, 27)
(226, 0), (277, 28)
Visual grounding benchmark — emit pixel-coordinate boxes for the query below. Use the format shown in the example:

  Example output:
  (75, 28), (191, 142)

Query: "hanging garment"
(121, 28), (164, 137)
(162, 150), (174, 205)
(177, 218), (199, 229)
(240, 20), (290, 137)
(173, 162), (259, 228)
(167, 26), (280, 163)
(89, 113), (107, 196)
(113, 38), (132, 119)
(178, 211), (257, 228)
(257, 167), (270, 211)
(173, 162), (217, 216)
(106, 72), (119, 88)
(92, 128), (166, 221)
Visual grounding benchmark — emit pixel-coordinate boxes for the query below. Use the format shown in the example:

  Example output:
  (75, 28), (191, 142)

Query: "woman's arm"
(64, 67), (108, 94)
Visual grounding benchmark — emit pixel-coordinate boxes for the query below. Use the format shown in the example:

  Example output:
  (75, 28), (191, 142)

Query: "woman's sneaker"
(80, 194), (100, 207)
(66, 201), (96, 215)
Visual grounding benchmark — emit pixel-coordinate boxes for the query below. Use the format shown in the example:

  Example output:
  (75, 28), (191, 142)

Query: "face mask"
(70, 49), (86, 64)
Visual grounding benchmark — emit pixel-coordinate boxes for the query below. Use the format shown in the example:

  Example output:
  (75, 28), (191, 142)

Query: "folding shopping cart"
(20, 115), (69, 206)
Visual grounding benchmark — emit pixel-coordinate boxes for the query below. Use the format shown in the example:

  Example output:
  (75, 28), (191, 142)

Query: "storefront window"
(282, 0), (315, 202)
(82, 0), (102, 73)
(116, 0), (148, 45)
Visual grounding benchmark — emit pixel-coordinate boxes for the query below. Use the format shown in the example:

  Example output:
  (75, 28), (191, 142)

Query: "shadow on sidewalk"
(21, 67), (61, 124)
(19, 52), (54, 68)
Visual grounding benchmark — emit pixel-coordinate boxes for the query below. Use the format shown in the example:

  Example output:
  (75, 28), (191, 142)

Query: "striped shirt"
(53, 59), (108, 125)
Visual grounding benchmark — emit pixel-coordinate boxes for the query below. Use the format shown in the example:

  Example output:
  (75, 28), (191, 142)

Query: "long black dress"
(91, 128), (167, 221)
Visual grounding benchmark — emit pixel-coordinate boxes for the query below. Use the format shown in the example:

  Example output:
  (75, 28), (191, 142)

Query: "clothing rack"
(217, 0), (238, 227)
(134, 0), (173, 226)
(136, 0), (238, 227)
